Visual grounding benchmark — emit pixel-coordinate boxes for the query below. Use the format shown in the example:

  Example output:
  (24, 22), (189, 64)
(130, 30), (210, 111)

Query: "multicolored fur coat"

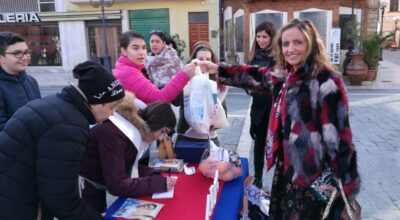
(218, 64), (360, 197)
(145, 45), (183, 88)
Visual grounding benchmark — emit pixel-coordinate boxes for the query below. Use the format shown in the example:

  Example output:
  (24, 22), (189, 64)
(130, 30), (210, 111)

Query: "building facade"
(379, 0), (400, 46)
(0, 0), (219, 72)
(220, 0), (380, 65)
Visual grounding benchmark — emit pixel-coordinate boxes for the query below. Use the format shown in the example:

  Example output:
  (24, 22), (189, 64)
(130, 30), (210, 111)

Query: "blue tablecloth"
(212, 158), (249, 220)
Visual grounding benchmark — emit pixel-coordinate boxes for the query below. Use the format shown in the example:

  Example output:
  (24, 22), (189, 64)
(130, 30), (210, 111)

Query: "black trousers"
(252, 112), (270, 180)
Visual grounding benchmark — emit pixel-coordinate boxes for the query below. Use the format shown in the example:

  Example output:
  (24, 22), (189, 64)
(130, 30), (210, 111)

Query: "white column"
(55, 0), (67, 12)
(121, 10), (130, 33)
(58, 21), (89, 72)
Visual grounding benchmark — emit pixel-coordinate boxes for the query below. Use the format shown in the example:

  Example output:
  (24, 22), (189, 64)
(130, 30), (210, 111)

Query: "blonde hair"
(272, 19), (335, 77)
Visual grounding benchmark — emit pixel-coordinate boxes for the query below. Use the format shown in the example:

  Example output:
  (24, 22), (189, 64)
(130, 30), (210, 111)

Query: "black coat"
(0, 66), (41, 131)
(0, 86), (102, 220)
(249, 49), (275, 127)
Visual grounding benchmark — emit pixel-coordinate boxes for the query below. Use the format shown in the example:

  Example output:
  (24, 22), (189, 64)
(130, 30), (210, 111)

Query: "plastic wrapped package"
(198, 141), (242, 181)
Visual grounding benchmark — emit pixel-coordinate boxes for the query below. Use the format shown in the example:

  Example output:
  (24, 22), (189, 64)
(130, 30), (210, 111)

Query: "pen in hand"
(168, 168), (171, 177)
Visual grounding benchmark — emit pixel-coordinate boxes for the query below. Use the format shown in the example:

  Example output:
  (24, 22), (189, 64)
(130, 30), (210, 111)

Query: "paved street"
(348, 50), (400, 219)
(35, 50), (400, 219)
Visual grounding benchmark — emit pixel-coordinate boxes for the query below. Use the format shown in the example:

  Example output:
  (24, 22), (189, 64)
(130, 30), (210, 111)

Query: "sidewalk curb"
(236, 100), (252, 159)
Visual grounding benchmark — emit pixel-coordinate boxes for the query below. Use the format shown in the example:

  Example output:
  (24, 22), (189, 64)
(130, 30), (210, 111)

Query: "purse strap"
(322, 179), (355, 220)
(338, 179), (355, 220)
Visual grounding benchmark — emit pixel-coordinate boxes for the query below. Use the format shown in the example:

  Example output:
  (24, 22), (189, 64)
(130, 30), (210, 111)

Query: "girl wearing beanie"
(80, 92), (177, 213)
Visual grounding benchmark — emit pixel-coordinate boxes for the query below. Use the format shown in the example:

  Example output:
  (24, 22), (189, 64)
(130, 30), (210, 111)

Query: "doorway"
(188, 12), (209, 55)
(87, 20), (121, 67)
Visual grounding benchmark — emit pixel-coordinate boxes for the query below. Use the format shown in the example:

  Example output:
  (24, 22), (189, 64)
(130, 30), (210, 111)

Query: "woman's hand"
(182, 62), (197, 78)
(199, 60), (218, 74)
(166, 176), (177, 191)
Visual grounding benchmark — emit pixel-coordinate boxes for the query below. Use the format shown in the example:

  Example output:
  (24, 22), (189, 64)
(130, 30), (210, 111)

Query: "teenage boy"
(0, 31), (41, 131)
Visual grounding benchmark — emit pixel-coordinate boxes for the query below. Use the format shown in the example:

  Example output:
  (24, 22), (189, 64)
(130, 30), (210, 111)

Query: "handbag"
(322, 179), (361, 220)
(310, 167), (336, 203)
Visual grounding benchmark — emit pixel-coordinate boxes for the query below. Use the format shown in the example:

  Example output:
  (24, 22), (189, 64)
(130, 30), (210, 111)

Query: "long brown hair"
(249, 21), (276, 61)
(188, 41), (218, 64)
(272, 19), (334, 77)
(188, 41), (226, 91)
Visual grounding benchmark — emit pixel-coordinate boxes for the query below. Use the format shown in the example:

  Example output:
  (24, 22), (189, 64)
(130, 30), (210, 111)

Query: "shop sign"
(0, 12), (41, 23)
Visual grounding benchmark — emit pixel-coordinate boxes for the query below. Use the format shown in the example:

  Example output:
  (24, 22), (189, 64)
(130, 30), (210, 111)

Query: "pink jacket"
(113, 55), (189, 104)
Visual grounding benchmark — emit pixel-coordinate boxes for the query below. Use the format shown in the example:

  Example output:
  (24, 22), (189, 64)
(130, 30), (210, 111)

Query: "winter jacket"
(0, 85), (102, 220)
(248, 49), (275, 128)
(217, 64), (360, 198)
(145, 45), (183, 88)
(113, 55), (189, 104)
(80, 99), (167, 212)
(0, 66), (41, 131)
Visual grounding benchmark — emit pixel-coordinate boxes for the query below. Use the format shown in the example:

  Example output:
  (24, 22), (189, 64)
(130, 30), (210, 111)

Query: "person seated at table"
(80, 92), (177, 213)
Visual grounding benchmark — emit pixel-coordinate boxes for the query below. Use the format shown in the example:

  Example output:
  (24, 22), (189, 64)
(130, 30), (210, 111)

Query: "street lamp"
(379, 0), (388, 61)
(90, 0), (115, 72)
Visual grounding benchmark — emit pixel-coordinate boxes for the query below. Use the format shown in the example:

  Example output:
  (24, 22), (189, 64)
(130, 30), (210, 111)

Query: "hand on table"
(166, 176), (177, 191)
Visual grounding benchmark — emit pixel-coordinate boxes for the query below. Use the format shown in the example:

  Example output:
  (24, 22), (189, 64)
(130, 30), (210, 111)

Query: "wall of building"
(221, 0), (378, 65)
(222, 0), (343, 62)
(67, 0), (220, 60)
(59, 21), (89, 72)
(380, 0), (400, 45)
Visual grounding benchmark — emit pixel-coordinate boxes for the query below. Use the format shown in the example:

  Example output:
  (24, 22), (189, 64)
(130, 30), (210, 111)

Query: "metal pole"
(100, 0), (112, 72)
(379, 5), (385, 61)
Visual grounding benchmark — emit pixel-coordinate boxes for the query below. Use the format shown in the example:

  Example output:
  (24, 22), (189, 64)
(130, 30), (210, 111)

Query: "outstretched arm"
(202, 61), (273, 94)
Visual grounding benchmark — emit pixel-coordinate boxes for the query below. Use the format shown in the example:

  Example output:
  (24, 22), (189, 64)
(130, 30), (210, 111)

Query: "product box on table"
(174, 134), (209, 163)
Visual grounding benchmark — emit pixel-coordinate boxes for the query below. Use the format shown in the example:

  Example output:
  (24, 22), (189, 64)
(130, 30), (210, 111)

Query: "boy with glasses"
(0, 31), (41, 131)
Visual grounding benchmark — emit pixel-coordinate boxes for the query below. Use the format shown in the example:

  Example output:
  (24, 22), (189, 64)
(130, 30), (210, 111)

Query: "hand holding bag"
(322, 179), (361, 220)
(183, 66), (215, 135)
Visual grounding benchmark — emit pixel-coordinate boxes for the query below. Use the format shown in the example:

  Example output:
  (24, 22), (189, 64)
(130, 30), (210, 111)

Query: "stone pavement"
(346, 55), (400, 219)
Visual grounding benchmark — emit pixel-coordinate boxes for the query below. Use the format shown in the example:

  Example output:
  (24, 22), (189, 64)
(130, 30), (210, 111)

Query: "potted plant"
(171, 33), (186, 60)
(362, 32), (394, 81)
(343, 20), (368, 85)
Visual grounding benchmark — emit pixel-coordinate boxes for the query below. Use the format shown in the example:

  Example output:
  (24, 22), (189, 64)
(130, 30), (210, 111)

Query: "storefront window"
(0, 23), (62, 66)
(40, 0), (55, 12)
(235, 15), (243, 52)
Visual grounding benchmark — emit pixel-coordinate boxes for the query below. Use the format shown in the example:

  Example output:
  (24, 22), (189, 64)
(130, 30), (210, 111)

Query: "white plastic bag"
(183, 67), (216, 135)
(209, 80), (229, 129)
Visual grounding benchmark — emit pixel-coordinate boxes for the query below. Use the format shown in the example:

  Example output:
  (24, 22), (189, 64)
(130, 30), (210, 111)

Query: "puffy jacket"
(0, 66), (41, 131)
(0, 85), (102, 220)
(113, 55), (189, 104)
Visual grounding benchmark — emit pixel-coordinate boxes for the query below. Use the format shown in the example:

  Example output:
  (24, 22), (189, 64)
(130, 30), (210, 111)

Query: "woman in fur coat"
(203, 19), (360, 219)
(145, 30), (183, 89)
(80, 92), (177, 213)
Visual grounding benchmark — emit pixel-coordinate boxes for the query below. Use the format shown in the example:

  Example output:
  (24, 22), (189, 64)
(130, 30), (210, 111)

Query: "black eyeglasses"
(4, 49), (32, 59)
